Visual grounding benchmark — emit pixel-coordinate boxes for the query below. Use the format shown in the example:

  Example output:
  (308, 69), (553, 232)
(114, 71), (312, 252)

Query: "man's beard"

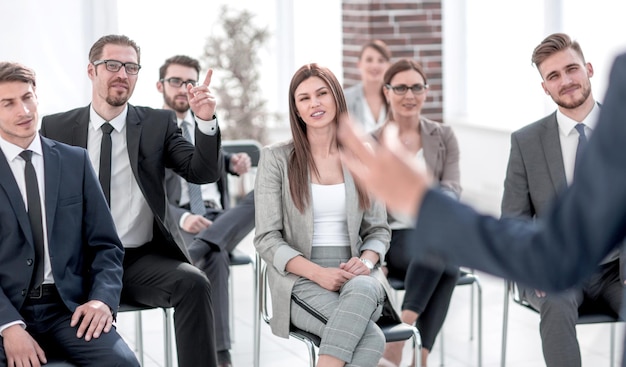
(553, 83), (592, 109)
(165, 94), (190, 114)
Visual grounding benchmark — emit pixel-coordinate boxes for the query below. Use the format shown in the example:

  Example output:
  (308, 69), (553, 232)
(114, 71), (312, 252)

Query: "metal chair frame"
(387, 268), (483, 367)
(254, 252), (422, 367)
(500, 280), (620, 367)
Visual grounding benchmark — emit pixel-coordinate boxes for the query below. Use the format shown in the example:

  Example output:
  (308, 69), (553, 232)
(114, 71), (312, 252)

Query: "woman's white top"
(311, 183), (351, 247)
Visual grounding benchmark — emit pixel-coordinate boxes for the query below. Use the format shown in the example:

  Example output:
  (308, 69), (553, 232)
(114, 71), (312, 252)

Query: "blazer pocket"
(58, 194), (82, 207)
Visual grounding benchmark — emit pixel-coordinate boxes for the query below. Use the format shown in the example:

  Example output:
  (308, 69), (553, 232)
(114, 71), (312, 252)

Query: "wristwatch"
(360, 258), (375, 270)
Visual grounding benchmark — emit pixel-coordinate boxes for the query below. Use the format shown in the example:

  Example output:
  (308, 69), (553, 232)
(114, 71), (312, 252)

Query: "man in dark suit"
(0, 62), (138, 366)
(338, 51), (626, 364)
(39, 35), (222, 367)
(501, 33), (622, 367)
(157, 55), (255, 367)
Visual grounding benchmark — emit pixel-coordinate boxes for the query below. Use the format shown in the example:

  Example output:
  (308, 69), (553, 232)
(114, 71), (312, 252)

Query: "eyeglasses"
(385, 83), (428, 95)
(160, 77), (198, 88)
(93, 60), (141, 75)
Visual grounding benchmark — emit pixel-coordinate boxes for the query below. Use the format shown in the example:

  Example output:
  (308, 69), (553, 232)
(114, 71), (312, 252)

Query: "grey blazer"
(373, 117), (461, 199)
(345, 82), (386, 132)
(502, 109), (624, 281)
(501, 112), (566, 218)
(253, 141), (399, 337)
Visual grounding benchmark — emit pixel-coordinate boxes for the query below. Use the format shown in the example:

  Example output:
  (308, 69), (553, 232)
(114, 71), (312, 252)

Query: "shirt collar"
(177, 110), (194, 128)
(0, 133), (43, 162)
(89, 104), (129, 133)
(556, 101), (600, 136)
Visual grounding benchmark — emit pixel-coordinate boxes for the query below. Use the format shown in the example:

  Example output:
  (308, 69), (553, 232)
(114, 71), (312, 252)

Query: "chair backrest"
(222, 139), (263, 167)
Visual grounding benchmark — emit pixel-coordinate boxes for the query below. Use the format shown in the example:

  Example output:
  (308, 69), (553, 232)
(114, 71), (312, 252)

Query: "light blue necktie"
(180, 121), (205, 215)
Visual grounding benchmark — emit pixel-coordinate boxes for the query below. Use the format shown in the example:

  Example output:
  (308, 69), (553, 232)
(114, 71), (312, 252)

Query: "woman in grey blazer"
(254, 63), (398, 367)
(376, 59), (461, 367)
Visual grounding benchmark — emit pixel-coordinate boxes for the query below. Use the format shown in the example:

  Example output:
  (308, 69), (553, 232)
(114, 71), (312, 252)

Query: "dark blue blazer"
(0, 136), (124, 327)
(40, 104), (222, 263)
(410, 52), (626, 293)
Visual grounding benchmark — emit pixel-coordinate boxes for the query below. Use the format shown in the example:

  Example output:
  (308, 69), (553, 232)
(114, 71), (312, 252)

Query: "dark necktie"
(99, 123), (114, 206)
(574, 123), (588, 170)
(180, 121), (206, 215)
(20, 150), (45, 289)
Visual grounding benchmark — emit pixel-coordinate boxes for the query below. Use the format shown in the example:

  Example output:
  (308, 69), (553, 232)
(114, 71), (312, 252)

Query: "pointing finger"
(203, 68), (213, 87)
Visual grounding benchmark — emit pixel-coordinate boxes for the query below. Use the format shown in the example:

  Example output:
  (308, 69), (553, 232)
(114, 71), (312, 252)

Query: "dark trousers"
(122, 244), (218, 367)
(386, 228), (460, 350)
(186, 190), (256, 351)
(0, 294), (138, 367)
(522, 259), (622, 367)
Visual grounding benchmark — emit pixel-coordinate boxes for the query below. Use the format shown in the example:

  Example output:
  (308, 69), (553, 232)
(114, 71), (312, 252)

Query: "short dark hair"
(532, 33), (585, 68)
(159, 55), (201, 80)
(89, 34), (141, 64)
(0, 61), (36, 87)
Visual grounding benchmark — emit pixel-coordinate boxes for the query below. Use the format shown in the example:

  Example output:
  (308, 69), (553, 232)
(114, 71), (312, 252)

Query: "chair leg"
(163, 308), (173, 367)
(412, 327), (423, 367)
(610, 323), (615, 367)
(229, 271), (235, 344)
(501, 281), (509, 367)
(135, 311), (144, 366)
(476, 279), (483, 367)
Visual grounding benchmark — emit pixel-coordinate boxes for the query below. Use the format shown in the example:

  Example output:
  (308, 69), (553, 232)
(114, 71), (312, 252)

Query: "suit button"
(27, 259), (34, 266)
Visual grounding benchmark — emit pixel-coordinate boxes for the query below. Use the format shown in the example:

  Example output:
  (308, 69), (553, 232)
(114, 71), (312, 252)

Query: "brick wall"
(342, 0), (443, 121)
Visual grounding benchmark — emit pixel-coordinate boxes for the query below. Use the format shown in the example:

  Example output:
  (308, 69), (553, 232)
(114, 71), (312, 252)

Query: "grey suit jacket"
(502, 109), (624, 283)
(345, 82), (386, 132)
(253, 141), (398, 337)
(502, 112), (566, 218)
(373, 117), (461, 199)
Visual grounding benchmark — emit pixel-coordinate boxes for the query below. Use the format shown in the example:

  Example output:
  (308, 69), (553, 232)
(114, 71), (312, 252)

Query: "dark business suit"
(165, 151), (255, 353)
(40, 104), (222, 367)
(502, 110), (623, 367)
(409, 53), (626, 365)
(0, 136), (137, 366)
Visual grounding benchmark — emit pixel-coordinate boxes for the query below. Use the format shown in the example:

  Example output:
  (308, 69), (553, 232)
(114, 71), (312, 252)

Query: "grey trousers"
(522, 259), (622, 367)
(290, 246), (386, 367)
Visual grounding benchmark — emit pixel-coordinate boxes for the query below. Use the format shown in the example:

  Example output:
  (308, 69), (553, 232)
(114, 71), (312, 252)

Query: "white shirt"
(0, 134), (53, 335)
(556, 103), (599, 185)
(88, 105), (153, 248)
(311, 183), (350, 247)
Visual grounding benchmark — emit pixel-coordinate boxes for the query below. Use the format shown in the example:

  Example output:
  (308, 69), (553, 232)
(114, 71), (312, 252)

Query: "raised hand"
(187, 69), (217, 121)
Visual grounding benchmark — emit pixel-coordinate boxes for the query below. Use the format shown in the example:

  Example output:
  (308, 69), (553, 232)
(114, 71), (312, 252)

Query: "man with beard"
(500, 33), (623, 367)
(157, 55), (256, 367)
(40, 35), (222, 367)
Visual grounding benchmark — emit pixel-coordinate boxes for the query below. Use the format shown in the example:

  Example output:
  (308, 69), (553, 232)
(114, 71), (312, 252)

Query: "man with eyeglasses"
(157, 55), (255, 367)
(40, 35), (222, 367)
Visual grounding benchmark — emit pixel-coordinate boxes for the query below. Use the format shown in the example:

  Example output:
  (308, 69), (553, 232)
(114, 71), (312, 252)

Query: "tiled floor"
(116, 230), (625, 367)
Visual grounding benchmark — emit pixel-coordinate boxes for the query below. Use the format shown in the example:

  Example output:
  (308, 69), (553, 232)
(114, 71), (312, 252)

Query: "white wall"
(0, 0), (118, 117)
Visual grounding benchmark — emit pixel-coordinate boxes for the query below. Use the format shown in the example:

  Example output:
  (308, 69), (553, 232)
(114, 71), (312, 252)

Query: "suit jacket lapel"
(541, 114), (567, 192)
(125, 105), (142, 181)
(0, 148), (35, 249)
(41, 137), (60, 241)
(343, 166), (360, 250)
(420, 119), (440, 172)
